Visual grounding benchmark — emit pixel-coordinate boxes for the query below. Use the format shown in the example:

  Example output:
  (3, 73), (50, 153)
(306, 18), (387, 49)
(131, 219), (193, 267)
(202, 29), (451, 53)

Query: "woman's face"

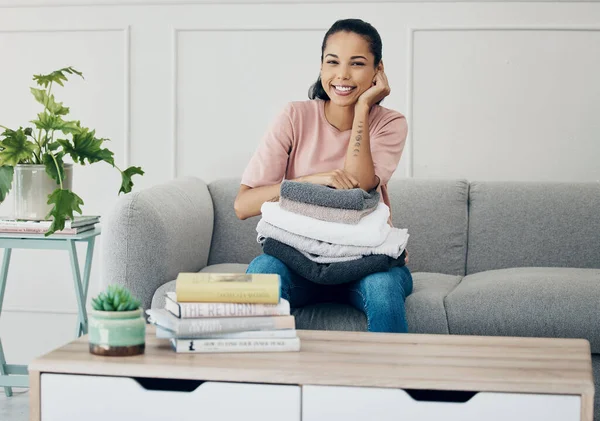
(320, 31), (377, 107)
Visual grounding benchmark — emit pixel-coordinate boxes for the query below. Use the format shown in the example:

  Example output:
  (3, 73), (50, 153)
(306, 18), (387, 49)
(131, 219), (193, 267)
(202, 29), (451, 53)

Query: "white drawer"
(41, 374), (300, 421)
(302, 385), (580, 421)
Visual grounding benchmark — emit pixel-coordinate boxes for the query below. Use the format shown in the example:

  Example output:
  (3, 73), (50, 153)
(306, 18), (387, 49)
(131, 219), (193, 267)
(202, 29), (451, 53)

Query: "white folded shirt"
(260, 201), (391, 247)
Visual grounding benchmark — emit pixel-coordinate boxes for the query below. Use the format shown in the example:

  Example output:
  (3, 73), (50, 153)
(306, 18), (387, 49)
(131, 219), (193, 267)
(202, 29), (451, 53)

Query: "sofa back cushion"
(207, 178), (264, 266)
(387, 178), (469, 276)
(207, 178), (469, 276)
(466, 181), (600, 274)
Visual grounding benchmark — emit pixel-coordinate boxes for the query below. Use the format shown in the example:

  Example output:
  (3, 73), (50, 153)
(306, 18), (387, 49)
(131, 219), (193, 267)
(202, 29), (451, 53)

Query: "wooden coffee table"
(29, 325), (594, 421)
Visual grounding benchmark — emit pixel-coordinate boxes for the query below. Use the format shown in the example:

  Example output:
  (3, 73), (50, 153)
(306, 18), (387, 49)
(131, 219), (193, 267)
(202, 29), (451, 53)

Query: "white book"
(165, 292), (290, 318)
(146, 308), (295, 335)
(171, 337), (301, 353)
(0, 225), (95, 235)
(154, 324), (297, 340)
(0, 215), (100, 229)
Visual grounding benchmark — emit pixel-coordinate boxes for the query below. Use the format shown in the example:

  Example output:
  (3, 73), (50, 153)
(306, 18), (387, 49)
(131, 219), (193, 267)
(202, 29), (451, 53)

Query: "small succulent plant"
(91, 284), (141, 311)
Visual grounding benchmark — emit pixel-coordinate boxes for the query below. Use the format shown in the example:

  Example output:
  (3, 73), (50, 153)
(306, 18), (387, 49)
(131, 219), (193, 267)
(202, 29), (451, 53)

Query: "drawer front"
(41, 374), (300, 421)
(302, 385), (581, 421)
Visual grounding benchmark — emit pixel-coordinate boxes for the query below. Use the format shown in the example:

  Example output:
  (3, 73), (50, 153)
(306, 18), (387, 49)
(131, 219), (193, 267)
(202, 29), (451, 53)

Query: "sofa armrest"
(101, 176), (214, 314)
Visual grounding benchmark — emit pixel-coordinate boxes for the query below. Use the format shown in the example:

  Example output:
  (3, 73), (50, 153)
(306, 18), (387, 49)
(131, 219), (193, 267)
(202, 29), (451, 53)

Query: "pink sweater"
(241, 99), (408, 220)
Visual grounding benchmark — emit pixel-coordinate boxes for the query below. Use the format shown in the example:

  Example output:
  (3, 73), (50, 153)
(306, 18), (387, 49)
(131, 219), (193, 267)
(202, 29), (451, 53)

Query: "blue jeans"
(246, 254), (413, 333)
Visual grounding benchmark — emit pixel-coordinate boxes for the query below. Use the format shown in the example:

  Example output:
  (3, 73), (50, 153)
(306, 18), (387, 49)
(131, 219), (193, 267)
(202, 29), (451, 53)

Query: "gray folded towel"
(262, 238), (406, 285)
(280, 180), (380, 211)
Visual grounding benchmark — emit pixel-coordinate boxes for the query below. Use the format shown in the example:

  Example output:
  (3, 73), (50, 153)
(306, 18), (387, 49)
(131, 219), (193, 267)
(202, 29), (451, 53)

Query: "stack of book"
(0, 215), (100, 235)
(146, 272), (300, 354)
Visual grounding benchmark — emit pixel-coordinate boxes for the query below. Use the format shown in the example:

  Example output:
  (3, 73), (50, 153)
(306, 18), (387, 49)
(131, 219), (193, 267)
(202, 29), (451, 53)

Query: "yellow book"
(175, 273), (280, 304)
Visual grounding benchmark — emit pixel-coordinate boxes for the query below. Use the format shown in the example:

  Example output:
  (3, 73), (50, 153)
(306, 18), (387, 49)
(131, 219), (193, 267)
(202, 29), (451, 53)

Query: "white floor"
(0, 388), (29, 421)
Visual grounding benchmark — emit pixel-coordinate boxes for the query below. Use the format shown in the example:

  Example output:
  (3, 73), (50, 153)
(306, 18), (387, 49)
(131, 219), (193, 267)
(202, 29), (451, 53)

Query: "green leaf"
(113, 292), (121, 308)
(33, 67), (83, 88)
(30, 88), (45, 104)
(30, 88), (70, 116)
(42, 152), (65, 185)
(127, 300), (139, 311)
(119, 166), (145, 194)
(58, 121), (82, 135)
(30, 113), (53, 130)
(44, 188), (84, 236)
(91, 297), (102, 311)
(30, 113), (81, 134)
(102, 301), (114, 311)
(0, 128), (36, 166)
(0, 166), (14, 202)
(61, 128), (114, 165)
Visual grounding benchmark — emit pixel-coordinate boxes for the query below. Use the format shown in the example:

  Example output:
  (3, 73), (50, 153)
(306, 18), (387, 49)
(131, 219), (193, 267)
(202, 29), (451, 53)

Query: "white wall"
(0, 0), (599, 365)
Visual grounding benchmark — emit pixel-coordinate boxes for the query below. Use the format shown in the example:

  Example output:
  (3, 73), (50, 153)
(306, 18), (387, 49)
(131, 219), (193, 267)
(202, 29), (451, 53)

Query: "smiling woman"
(234, 18), (411, 334)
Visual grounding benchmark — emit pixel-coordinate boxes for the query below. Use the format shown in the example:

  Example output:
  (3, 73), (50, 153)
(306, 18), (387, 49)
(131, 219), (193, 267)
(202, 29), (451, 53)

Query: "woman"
(234, 18), (412, 333)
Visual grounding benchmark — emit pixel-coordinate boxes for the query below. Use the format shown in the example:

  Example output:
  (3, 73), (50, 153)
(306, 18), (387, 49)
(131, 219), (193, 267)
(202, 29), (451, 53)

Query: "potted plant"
(89, 284), (146, 356)
(0, 66), (144, 236)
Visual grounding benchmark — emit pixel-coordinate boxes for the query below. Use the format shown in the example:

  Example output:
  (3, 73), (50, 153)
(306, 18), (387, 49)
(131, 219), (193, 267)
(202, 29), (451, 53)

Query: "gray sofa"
(102, 176), (599, 418)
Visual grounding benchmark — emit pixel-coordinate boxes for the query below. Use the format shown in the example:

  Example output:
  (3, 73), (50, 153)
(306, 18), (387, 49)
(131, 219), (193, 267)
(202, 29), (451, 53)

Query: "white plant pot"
(13, 163), (73, 220)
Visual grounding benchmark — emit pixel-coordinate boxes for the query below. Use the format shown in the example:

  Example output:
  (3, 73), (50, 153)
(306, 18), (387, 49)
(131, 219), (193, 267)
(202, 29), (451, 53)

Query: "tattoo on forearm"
(353, 121), (364, 157)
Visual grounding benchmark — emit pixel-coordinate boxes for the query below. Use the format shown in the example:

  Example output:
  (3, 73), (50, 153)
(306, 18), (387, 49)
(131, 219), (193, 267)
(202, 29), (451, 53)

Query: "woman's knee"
(359, 266), (413, 300)
(246, 254), (288, 275)
(393, 265), (413, 296)
(246, 254), (294, 298)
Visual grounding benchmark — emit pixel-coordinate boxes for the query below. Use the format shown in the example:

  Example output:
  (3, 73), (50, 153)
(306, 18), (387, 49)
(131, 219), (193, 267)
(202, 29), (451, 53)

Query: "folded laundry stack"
(256, 180), (410, 285)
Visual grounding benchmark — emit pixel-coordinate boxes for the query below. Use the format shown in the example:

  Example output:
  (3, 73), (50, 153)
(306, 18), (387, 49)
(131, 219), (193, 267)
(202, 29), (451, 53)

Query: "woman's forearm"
(344, 104), (378, 191)
(234, 183), (283, 220)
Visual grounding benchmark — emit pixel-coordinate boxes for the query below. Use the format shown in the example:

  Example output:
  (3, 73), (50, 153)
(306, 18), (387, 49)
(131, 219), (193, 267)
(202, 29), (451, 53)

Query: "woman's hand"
(297, 169), (359, 190)
(356, 61), (391, 110)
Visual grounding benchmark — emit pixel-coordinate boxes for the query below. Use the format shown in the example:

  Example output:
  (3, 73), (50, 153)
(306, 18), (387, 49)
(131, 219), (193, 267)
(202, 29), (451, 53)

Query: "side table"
(0, 227), (101, 397)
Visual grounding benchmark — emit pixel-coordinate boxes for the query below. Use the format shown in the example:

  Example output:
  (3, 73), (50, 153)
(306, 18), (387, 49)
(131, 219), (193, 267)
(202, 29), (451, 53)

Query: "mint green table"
(0, 227), (101, 397)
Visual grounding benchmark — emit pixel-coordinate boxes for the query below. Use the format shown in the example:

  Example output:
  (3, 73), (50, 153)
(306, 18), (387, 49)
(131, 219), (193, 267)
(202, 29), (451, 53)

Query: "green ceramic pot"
(88, 308), (146, 356)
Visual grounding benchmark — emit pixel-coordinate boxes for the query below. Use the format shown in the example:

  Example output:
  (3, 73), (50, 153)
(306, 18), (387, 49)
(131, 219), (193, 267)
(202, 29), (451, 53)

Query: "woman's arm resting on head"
(343, 103), (378, 191)
(344, 63), (392, 192)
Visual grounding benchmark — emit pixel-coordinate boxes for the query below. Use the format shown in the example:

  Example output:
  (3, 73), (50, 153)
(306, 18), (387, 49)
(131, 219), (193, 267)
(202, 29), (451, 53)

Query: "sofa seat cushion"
(406, 272), (462, 334)
(292, 302), (367, 331)
(151, 265), (460, 335)
(292, 272), (461, 333)
(445, 267), (600, 352)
